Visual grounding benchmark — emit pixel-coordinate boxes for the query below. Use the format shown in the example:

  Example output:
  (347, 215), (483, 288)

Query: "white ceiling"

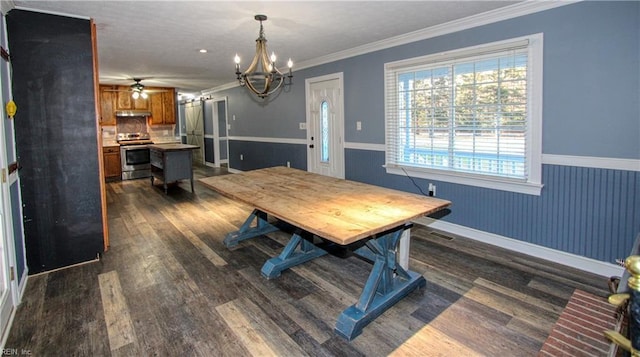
(10, 1), (523, 94)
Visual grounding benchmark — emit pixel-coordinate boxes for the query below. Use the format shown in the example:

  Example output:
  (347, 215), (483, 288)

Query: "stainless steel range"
(117, 132), (153, 180)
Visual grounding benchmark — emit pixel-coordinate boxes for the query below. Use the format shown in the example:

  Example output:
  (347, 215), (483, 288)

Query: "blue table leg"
(261, 232), (328, 279)
(223, 209), (280, 248)
(335, 225), (426, 340)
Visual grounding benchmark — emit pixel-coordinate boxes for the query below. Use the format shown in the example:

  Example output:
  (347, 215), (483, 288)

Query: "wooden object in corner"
(99, 85), (116, 126)
(103, 145), (121, 181)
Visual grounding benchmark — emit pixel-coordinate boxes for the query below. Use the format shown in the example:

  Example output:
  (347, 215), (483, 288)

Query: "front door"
(185, 101), (204, 165)
(306, 73), (345, 178)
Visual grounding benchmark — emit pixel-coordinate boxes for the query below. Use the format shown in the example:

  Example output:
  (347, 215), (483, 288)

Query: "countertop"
(148, 143), (199, 152)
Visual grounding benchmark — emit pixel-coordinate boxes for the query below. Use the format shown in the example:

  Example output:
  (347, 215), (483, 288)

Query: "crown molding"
(0, 0), (15, 15)
(13, 5), (91, 20)
(298, 1), (576, 71)
(204, 1), (577, 95)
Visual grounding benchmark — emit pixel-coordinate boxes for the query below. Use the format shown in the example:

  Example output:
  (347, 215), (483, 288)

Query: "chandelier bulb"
(270, 52), (277, 63)
(287, 58), (293, 68)
(234, 54), (241, 64)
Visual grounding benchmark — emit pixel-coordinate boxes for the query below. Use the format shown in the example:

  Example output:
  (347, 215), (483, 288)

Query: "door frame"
(0, 11), (22, 347)
(305, 72), (345, 178)
(207, 96), (228, 168)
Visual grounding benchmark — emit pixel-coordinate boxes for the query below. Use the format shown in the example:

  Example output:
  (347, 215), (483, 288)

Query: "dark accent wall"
(7, 10), (104, 273)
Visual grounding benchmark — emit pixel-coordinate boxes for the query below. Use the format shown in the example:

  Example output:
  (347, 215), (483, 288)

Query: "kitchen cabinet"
(99, 85), (116, 125)
(149, 143), (198, 194)
(150, 89), (176, 125)
(103, 145), (121, 181)
(116, 87), (149, 111)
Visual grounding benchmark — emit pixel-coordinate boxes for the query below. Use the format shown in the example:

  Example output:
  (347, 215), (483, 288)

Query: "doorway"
(203, 97), (228, 168)
(184, 101), (204, 165)
(305, 73), (345, 179)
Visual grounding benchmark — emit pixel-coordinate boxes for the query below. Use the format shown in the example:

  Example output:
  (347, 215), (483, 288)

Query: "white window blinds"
(385, 38), (537, 183)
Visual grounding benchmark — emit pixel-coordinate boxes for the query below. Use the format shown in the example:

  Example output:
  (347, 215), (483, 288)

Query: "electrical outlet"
(299, 122), (307, 130)
(428, 183), (436, 197)
(287, 161), (290, 168)
(240, 154), (244, 161)
(356, 121), (362, 131)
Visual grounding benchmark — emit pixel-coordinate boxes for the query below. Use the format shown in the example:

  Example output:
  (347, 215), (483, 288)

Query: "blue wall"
(216, 2), (640, 265)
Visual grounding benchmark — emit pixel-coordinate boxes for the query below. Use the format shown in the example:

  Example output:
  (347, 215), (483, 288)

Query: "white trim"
(386, 166), (544, 196)
(413, 217), (624, 278)
(543, 154), (640, 172)
(201, 82), (238, 96)
(305, 72), (346, 179)
(13, 6), (91, 20)
(204, 134), (214, 139)
(339, 143), (640, 172)
(227, 168), (243, 174)
(384, 33), (544, 196)
(201, 1), (573, 95)
(344, 142), (385, 151)
(299, 2), (570, 71)
(0, 1), (15, 15)
(227, 136), (306, 145)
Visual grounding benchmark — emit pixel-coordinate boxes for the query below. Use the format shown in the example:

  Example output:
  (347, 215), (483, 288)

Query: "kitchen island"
(148, 143), (199, 194)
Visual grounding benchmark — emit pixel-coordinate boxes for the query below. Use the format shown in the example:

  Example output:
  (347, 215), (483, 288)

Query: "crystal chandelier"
(234, 15), (293, 99)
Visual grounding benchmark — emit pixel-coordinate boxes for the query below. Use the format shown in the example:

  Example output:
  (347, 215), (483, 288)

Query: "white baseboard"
(413, 217), (624, 278)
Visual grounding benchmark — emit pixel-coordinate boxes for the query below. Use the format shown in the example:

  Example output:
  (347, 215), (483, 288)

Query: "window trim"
(384, 33), (544, 196)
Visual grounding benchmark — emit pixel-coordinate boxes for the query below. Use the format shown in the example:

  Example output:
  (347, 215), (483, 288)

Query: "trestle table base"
(225, 210), (425, 341)
(223, 209), (280, 248)
(261, 232), (328, 279)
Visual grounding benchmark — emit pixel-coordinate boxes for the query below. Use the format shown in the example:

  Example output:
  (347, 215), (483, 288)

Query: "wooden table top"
(148, 143), (199, 152)
(199, 167), (451, 245)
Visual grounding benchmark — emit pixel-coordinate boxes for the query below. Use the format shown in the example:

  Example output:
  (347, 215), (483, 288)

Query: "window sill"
(385, 166), (543, 196)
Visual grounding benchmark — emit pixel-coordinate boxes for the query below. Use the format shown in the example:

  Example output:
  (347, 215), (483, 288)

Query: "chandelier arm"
(266, 76), (285, 97)
(244, 74), (271, 98)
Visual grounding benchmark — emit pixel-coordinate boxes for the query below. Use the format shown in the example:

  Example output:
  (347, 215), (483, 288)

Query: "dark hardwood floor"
(5, 165), (610, 356)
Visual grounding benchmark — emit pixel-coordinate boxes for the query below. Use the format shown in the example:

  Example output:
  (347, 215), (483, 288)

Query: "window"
(320, 100), (330, 163)
(385, 34), (543, 195)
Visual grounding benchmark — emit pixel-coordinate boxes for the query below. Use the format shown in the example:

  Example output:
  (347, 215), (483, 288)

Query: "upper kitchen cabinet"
(99, 85), (116, 125)
(150, 89), (176, 125)
(116, 87), (149, 111)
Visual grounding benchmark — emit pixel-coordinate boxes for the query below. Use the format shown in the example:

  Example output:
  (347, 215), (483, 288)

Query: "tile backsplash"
(101, 117), (178, 145)
(116, 116), (147, 133)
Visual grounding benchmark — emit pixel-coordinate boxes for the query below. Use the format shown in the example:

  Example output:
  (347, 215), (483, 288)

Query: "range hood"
(116, 110), (151, 117)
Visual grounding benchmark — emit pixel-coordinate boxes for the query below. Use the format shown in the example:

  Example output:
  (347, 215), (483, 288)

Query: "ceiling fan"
(129, 78), (147, 99)
(104, 78), (167, 98)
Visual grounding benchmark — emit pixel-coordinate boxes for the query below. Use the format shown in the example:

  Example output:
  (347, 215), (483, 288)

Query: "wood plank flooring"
(4, 165), (611, 356)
